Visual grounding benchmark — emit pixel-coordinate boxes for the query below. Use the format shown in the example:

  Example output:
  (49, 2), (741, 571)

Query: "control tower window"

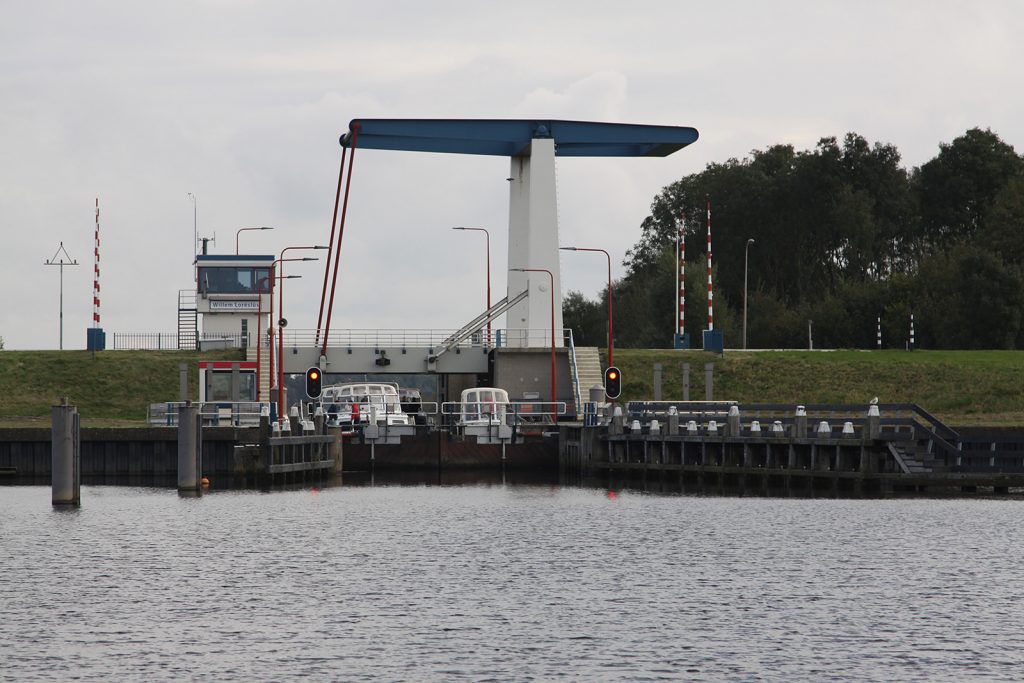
(199, 267), (271, 294)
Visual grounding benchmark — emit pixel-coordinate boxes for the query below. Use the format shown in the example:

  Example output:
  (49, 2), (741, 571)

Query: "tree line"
(564, 128), (1024, 350)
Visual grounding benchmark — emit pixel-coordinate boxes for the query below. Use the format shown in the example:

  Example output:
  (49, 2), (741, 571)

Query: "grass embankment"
(0, 348), (1021, 427)
(0, 349), (244, 427)
(610, 349), (1024, 426)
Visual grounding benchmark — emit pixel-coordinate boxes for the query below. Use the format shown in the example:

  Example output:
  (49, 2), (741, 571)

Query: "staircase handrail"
(430, 289), (529, 361)
(565, 328), (582, 414)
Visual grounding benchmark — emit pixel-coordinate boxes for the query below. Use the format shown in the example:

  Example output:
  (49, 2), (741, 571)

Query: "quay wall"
(0, 426), (258, 481)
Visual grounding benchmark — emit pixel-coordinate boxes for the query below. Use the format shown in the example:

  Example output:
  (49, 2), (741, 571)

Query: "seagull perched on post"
(869, 396), (879, 405)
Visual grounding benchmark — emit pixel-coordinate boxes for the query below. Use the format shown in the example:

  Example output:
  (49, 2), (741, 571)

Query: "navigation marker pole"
(93, 199), (100, 329)
(674, 212), (688, 348)
(706, 200), (713, 333)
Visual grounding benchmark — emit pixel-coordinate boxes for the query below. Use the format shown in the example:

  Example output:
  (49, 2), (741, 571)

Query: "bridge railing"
(277, 328), (573, 349)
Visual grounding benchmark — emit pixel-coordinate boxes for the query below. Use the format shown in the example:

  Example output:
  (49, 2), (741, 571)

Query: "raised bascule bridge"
(264, 118), (700, 412)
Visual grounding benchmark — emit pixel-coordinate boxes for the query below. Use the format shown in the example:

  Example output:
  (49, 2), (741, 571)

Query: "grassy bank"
(0, 349), (244, 426)
(0, 348), (1021, 427)
(611, 349), (1024, 426)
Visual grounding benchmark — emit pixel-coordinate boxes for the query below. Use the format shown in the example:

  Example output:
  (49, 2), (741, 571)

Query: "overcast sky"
(2, 1), (1021, 350)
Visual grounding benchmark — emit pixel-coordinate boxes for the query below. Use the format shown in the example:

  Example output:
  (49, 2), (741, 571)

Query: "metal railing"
(115, 332), (250, 351)
(148, 401), (267, 426)
(441, 401), (566, 424)
(276, 328), (573, 349)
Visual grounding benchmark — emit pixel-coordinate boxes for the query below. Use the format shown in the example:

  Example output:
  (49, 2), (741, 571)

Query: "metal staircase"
(177, 289), (198, 350)
(246, 344), (272, 401)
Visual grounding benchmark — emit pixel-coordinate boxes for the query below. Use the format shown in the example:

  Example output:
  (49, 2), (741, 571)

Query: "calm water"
(2, 483), (1023, 681)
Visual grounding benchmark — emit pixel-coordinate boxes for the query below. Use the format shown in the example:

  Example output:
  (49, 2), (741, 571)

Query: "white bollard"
(687, 420), (699, 435)
(707, 420), (719, 434)
(772, 420), (784, 435)
(750, 420), (761, 434)
(842, 421), (855, 437)
(649, 419), (661, 435)
(817, 421), (831, 436)
(630, 419), (642, 433)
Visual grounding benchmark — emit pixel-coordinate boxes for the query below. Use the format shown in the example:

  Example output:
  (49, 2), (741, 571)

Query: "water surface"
(2, 484), (1023, 681)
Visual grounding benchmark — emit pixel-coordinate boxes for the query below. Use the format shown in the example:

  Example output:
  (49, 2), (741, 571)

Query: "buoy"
(200, 477), (210, 487)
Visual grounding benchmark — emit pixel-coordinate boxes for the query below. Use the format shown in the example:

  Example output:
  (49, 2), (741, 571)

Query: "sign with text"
(209, 300), (259, 311)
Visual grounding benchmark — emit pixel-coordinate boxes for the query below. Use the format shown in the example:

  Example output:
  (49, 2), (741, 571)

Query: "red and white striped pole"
(93, 198), (100, 328)
(706, 199), (714, 332)
(677, 213), (685, 339)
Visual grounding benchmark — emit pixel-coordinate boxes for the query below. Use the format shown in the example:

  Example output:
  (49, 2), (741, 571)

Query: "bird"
(869, 396), (879, 405)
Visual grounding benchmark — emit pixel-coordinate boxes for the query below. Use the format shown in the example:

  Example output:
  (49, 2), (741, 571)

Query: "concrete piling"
(51, 397), (80, 506)
(867, 404), (881, 439)
(177, 403), (202, 492)
(610, 406), (624, 435)
(667, 406), (680, 436)
(727, 405), (741, 437)
(794, 406), (808, 439)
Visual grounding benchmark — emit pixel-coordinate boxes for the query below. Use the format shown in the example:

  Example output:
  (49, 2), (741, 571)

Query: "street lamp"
(452, 226), (491, 343)
(267, 258), (317, 390)
(276, 246), (328, 422)
(187, 193), (197, 260)
(560, 246), (613, 367)
(743, 238), (755, 350)
(510, 267), (557, 411)
(257, 271), (300, 401)
(236, 226), (274, 254)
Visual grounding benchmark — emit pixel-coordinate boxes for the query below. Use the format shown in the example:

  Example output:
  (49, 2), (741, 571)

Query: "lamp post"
(267, 260), (313, 397)
(452, 226), (491, 343)
(743, 238), (755, 350)
(257, 271), (299, 401)
(236, 226), (274, 254)
(560, 246), (613, 367)
(276, 246), (328, 422)
(44, 242), (79, 350)
(510, 267), (556, 411)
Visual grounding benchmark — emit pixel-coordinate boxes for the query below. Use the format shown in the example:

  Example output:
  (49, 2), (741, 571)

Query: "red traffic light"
(604, 366), (622, 399)
(304, 366), (323, 399)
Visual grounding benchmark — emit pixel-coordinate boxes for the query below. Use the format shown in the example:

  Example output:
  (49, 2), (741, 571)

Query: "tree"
(914, 128), (1024, 249)
(562, 291), (605, 348)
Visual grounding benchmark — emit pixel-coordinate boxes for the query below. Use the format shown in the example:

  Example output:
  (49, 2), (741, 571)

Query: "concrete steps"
(572, 347), (605, 410)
